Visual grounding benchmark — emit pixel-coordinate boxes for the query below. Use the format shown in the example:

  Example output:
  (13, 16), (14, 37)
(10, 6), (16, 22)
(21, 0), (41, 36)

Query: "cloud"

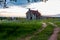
(0, 6), (28, 17)
(26, 0), (60, 15)
(0, 0), (60, 17)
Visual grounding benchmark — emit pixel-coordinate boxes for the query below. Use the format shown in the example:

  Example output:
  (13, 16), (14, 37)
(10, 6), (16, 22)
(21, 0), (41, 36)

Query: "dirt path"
(18, 22), (47, 40)
(48, 22), (60, 40)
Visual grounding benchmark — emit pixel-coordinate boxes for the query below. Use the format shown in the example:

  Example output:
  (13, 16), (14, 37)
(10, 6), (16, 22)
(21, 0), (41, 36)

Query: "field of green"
(0, 20), (42, 40)
(58, 32), (60, 40)
(54, 22), (60, 40)
(31, 24), (54, 40)
(54, 22), (60, 27)
(0, 18), (60, 40)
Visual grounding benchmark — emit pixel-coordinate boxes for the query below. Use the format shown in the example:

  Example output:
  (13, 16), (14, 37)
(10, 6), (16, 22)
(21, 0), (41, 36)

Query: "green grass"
(57, 32), (60, 40)
(54, 22), (60, 27)
(54, 22), (60, 40)
(0, 20), (42, 40)
(41, 18), (60, 22)
(0, 18), (59, 40)
(31, 24), (54, 40)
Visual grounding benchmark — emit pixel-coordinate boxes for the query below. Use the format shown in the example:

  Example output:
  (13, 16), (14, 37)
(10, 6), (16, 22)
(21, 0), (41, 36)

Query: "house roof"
(26, 9), (41, 16)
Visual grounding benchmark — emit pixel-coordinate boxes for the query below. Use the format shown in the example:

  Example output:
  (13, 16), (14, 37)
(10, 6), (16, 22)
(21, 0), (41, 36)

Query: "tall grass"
(31, 24), (54, 40)
(57, 32), (60, 40)
(54, 22), (60, 27)
(0, 20), (42, 40)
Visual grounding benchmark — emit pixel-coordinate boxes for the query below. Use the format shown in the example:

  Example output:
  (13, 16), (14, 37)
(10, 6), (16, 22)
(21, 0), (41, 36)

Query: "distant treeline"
(0, 17), (26, 20)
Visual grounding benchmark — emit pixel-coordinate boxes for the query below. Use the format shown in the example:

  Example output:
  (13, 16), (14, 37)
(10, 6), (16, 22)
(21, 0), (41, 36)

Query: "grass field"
(31, 24), (54, 40)
(55, 22), (60, 40)
(0, 18), (60, 40)
(57, 32), (60, 40)
(54, 22), (60, 27)
(0, 20), (42, 40)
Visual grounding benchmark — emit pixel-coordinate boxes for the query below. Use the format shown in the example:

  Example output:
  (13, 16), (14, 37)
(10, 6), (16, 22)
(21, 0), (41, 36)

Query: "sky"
(0, 0), (60, 17)
(26, 0), (60, 15)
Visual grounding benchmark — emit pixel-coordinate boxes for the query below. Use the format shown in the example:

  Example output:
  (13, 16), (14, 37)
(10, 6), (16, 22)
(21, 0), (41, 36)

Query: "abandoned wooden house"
(26, 9), (41, 20)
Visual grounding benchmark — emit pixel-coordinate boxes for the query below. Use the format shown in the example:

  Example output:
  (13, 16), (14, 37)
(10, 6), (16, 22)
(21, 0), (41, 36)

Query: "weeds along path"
(48, 22), (60, 40)
(19, 22), (47, 40)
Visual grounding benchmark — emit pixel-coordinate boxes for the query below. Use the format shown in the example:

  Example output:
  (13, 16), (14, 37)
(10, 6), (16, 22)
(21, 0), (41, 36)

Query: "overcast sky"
(0, 0), (60, 17)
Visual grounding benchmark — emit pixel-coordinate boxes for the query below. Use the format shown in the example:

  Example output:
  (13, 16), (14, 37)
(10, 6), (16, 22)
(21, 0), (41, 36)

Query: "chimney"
(29, 8), (30, 10)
